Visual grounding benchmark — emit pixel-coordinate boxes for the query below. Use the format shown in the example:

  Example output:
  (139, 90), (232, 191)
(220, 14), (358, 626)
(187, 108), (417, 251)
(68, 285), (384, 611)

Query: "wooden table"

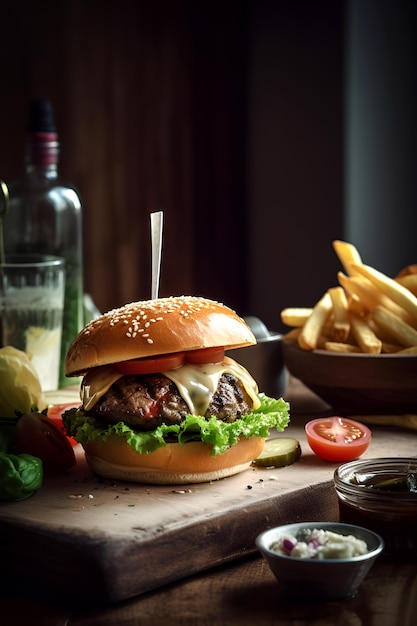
(1, 378), (416, 625)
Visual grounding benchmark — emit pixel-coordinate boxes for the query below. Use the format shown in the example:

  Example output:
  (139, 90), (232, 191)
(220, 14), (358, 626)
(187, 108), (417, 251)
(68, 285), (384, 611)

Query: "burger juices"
(63, 296), (290, 484)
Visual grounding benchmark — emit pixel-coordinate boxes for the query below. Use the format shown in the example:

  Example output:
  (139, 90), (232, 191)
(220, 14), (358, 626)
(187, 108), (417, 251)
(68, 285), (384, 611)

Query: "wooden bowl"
(282, 339), (417, 414)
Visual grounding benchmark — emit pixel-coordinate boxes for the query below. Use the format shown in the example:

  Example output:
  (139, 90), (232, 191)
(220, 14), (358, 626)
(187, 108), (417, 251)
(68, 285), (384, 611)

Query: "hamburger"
(63, 296), (290, 484)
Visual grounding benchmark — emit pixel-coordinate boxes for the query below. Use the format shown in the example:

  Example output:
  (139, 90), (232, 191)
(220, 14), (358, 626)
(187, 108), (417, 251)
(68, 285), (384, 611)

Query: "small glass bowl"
(334, 457), (417, 561)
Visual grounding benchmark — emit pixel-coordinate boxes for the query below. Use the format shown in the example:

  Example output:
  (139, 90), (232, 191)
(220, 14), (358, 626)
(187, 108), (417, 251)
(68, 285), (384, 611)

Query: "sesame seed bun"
(82, 435), (265, 484)
(65, 296), (256, 376)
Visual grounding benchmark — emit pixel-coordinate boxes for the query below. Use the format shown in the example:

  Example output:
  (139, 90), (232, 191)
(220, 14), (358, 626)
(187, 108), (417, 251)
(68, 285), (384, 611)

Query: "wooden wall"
(0, 0), (344, 329)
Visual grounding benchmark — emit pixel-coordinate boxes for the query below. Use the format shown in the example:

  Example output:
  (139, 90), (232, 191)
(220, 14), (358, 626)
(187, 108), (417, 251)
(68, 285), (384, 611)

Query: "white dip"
(271, 528), (368, 559)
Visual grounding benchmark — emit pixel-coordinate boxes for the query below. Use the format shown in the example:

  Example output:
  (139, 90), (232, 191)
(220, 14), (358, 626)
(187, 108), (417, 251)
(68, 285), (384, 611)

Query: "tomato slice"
(14, 412), (77, 472)
(115, 352), (185, 375)
(185, 347), (225, 364)
(305, 416), (371, 462)
(114, 346), (225, 374)
(47, 402), (81, 446)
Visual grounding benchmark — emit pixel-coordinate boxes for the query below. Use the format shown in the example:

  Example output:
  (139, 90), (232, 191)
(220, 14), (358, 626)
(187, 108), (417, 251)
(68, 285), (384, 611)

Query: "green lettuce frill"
(63, 393), (290, 457)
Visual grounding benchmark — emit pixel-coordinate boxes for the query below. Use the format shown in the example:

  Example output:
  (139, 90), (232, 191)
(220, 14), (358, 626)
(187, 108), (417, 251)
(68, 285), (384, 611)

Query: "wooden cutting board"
(0, 385), (415, 607)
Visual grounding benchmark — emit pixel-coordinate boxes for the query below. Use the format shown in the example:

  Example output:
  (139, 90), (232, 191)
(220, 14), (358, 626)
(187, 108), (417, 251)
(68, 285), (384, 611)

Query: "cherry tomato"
(305, 416), (371, 462)
(48, 402), (81, 446)
(14, 412), (76, 472)
(115, 352), (185, 375)
(185, 347), (225, 364)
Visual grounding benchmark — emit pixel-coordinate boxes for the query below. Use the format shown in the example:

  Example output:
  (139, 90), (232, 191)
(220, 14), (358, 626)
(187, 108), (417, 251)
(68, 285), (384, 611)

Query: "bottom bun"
(83, 435), (265, 484)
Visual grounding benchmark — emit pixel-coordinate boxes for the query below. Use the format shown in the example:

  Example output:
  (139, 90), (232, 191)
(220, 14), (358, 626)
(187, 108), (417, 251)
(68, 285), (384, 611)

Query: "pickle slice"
(253, 437), (301, 468)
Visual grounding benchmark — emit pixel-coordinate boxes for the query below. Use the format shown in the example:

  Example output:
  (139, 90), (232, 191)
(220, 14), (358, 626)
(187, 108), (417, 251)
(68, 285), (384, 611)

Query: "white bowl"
(256, 521), (384, 601)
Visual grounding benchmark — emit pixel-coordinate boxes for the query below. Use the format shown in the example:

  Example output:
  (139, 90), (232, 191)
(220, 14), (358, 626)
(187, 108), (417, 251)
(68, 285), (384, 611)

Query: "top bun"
(65, 296), (256, 376)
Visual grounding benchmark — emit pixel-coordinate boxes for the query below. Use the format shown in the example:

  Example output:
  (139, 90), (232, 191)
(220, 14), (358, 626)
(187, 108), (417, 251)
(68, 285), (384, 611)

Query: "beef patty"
(87, 373), (253, 430)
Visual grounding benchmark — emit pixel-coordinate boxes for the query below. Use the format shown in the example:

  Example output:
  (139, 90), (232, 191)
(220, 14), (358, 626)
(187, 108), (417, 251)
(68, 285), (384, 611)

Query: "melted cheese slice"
(80, 356), (260, 415)
(81, 366), (123, 411)
(164, 356), (260, 416)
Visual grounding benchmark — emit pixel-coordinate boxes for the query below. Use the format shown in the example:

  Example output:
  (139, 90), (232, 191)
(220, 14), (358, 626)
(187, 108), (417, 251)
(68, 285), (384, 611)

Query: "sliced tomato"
(48, 402), (81, 446)
(14, 412), (76, 472)
(185, 347), (225, 364)
(114, 347), (225, 375)
(115, 352), (185, 375)
(305, 416), (371, 462)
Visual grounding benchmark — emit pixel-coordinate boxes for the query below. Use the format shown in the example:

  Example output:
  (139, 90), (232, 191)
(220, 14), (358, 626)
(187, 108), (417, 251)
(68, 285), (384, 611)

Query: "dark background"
(0, 0), (415, 332)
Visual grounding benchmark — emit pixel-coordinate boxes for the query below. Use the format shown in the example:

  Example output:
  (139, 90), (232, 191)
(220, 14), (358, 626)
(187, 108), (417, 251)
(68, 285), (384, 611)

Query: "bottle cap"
(27, 98), (57, 134)
(25, 98), (59, 165)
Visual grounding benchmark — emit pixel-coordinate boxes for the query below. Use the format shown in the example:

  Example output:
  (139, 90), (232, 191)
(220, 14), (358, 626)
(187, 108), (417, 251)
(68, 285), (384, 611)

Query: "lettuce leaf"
(63, 393), (290, 457)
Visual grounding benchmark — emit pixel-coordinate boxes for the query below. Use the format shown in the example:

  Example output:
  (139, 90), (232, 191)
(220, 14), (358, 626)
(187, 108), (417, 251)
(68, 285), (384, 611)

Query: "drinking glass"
(0, 254), (65, 391)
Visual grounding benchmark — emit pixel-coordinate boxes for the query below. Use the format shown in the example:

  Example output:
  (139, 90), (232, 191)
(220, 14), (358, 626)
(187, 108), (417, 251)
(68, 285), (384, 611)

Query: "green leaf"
(63, 394), (290, 457)
(0, 452), (43, 501)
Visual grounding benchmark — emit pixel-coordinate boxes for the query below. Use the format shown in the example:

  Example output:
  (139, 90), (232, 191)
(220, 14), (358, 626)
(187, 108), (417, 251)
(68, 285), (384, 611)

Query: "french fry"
(298, 292), (332, 351)
(367, 318), (397, 344)
(352, 263), (417, 325)
(324, 341), (361, 353)
(381, 342), (402, 354)
(332, 240), (363, 276)
(346, 292), (367, 316)
(372, 305), (417, 348)
(323, 318), (337, 338)
(395, 274), (417, 297)
(280, 307), (313, 327)
(338, 272), (378, 313)
(284, 327), (301, 340)
(397, 345), (417, 355)
(328, 286), (350, 342)
(395, 264), (417, 278)
(349, 312), (382, 354)
(316, 334), (332, 349)
(338, 272), (414, 324)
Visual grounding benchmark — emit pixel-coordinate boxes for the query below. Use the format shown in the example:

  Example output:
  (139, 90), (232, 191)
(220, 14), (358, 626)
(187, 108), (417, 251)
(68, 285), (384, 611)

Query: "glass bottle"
(3, 98), (84, 387)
